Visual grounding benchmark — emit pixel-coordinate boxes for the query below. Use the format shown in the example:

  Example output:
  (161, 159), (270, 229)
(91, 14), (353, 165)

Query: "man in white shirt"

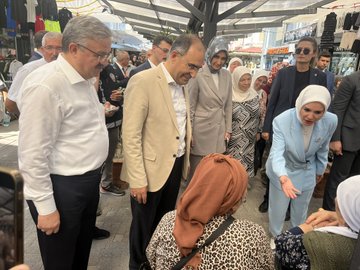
(5, 32), (62, 115)
(121, 34), (205, 269)
(18, 16), (111, 270)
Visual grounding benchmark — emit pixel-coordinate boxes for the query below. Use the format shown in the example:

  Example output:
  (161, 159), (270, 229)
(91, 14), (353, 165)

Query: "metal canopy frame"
(106, 0), (337, 44)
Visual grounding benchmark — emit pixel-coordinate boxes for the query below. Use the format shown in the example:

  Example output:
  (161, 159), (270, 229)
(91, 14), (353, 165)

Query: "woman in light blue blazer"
(266, 85), (337, 238)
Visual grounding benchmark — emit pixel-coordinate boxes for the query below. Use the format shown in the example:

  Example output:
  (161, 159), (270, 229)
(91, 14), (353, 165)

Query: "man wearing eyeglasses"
(17, 16), (111, 270)
(129, 35), (173, 77)
(5, 32), (62, 115)
(122, 34), (205, 270)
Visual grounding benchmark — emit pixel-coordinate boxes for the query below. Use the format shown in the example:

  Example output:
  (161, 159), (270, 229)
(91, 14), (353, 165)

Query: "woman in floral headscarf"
(187, 37), (233, 181)
(146, 154), (274, 270)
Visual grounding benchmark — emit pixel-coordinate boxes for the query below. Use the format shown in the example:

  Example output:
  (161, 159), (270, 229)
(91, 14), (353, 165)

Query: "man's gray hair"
(170, 34), (204, 56)
(62, 16), (112, 52)
(116, 50), (129, 61)
(42, 32), (63, 47)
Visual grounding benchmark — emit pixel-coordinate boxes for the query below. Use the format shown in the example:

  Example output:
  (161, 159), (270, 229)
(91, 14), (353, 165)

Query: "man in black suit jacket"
(28, 30), (48, 62)
(259, 37), (327, 213)
(323, 71), (360, 210)
(129, 35), (173, 77)
(113, 50), (130, 88)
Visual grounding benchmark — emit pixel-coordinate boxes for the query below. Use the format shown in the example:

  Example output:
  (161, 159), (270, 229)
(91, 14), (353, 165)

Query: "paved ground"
(0, 120), (323, 270)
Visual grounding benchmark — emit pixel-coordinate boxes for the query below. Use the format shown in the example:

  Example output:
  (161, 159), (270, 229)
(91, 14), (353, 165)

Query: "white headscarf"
(252, 69), (269, 92)
(315, 175), (360, 239)
(295, 85), (331, 123)
(227, 57), (243, 73)
(232, 66), (258, 103)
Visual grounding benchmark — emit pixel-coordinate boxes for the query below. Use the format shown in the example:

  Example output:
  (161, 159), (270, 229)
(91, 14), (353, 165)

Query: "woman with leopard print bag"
(146, 153), (275, 269)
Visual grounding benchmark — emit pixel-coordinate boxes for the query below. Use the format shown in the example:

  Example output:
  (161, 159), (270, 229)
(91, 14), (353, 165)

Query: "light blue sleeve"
(268, 117), (288, 178)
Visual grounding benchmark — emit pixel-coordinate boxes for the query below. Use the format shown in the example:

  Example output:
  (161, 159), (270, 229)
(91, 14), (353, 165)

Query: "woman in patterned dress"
(227, 66), (260, 178)
(146, 154), (274, 270)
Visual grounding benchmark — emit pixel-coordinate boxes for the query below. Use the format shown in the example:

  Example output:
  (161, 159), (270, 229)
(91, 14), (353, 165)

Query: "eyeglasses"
(43, 46), (62, 51)
(154, 44), (169, 54)
(295, 47), (311, 55)
(175, 50), (202, 72)
(77, 43), (111, 61)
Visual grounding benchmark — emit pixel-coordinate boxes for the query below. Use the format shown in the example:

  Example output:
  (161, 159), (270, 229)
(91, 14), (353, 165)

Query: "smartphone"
(0, 167), (24, 269)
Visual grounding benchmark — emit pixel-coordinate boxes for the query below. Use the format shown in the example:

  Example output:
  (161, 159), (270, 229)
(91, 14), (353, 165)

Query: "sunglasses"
(295, 47), (311, 55)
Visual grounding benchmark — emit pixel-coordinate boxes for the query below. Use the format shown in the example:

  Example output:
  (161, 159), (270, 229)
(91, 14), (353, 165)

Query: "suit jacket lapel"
(288, 66), (296, 105)
(203, 65), (222, 101)
(309, 68), (319, 84)
(156, 67), (179, 133)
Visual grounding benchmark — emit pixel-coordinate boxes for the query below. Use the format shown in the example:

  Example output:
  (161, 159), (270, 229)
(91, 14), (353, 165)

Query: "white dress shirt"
(18, 54), (108, 215)
(160, 63), (186, 157)
(8, 58), (47, 103)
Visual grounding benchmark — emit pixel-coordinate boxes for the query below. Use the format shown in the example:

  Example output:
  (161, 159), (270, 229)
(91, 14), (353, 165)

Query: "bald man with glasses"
(122, 34), (205, 269)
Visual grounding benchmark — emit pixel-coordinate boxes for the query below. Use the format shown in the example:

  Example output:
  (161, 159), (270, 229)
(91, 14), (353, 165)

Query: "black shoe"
(258, 200), (268, 213)
(93, 227), (110, 240)
(100, 183), (125, 196)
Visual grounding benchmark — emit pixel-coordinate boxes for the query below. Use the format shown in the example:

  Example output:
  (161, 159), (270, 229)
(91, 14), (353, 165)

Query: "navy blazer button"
(173, 154), (177, 158)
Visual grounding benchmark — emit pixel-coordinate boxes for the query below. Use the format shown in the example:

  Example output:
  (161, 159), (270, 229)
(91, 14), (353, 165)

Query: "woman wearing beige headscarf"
(227, 57), (243, 74)
(146, 154), (274, 269)
(227, 66), (260, 178)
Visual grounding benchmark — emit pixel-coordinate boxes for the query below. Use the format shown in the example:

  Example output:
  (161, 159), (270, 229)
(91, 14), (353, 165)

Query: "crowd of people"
(0, 15), (359, 270)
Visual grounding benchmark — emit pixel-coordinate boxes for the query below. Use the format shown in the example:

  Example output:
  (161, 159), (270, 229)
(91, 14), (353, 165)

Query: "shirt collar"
(148, 59), (156, 68)
(57, 53), (92, 85)
(159, 63), (177, 86)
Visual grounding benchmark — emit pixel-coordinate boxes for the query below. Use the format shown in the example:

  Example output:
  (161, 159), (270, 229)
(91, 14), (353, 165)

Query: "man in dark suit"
(259, 37), (327, 213)
(323, 71), (360, 210)
(129, 35), (173, 77)
(28, 30), (48, 62)
(316, 51), (335, 97)
(113, 50), (130, 88)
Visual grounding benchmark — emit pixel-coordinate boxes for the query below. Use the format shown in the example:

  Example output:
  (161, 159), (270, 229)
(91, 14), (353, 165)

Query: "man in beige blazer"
(121, 34), (205, 270)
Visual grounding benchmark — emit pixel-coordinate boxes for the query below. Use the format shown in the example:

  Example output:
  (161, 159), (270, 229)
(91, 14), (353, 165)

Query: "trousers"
(27, 170), (101, 270)
(129, 156), (184, 270)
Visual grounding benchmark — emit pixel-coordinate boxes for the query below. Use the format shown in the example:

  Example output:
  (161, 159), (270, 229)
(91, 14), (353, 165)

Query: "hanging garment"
(58, 7), (72, 32)
(44, 19), (61, 32)
(26, 0), (38, 23)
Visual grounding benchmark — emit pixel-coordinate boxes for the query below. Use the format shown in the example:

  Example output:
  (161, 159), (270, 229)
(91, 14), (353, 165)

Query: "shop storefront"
(264, 44), (295, 70)
(329, 46), (359, 75)
(229, 47), (262, 71)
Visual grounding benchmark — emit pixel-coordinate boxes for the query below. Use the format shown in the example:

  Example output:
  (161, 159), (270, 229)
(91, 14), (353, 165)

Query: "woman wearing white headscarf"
(226, 66), (260, 178)
(188, 37), (232, 181)
(227, 57), (243, 74)
(275, 175), (360, 269)
(266, 85), (337, 240)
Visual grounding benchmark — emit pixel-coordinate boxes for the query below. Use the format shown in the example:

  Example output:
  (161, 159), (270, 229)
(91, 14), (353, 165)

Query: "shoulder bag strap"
(172, 216), (235, 270)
